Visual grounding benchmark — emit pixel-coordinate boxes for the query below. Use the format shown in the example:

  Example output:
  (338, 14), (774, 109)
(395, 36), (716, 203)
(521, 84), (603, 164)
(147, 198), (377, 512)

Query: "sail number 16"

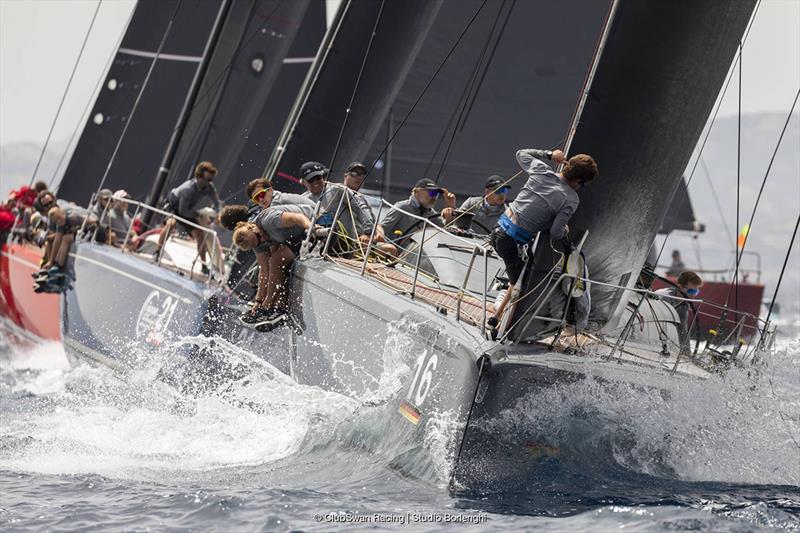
(407, 352), (438, 406)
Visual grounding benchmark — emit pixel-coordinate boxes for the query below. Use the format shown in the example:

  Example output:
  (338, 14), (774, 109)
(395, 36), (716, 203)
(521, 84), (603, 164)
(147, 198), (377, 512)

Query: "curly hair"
(562, 154), (599, 184)
(218, 205), (250, 231)
(677, 271), (702, 287)
(245, 178), (272, 200)
(194, 161), (218, 178)
(232, 222), (257, 250)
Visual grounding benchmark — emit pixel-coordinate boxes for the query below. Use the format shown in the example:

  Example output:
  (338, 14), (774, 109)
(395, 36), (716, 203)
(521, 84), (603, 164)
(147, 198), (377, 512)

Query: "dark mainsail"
(564, 0), (756, 328)
(57, 0), (225, 203)
(363, 0), (612, 201)
(162, 0), (315, 202)
(660, 177), (704, 234)
(263, 0), (444, 190)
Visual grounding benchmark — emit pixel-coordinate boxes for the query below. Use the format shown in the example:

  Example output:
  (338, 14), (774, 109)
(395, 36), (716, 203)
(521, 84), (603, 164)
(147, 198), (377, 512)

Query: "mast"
(144, 0), (232, 216)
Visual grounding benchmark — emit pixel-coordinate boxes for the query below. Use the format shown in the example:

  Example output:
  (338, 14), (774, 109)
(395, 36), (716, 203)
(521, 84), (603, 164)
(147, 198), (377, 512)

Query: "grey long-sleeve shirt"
(167, 179), (221, 221)
(381, 195), (442, 244)
(458, 196), (506, 233)
(509, 149), (579, 240)
(303, 183), (373, 237)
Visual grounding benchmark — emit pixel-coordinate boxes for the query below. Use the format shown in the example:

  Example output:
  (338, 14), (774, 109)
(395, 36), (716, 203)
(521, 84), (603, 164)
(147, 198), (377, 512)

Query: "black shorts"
(165, 204), (198, 235)
(491, 227), (525, 284)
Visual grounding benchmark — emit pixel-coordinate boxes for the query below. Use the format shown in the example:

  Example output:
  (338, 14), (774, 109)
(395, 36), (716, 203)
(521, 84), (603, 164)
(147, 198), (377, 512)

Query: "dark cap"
(299, 161), (327, 181)
(485, 175), (508, 190)
(414, 178), (437, 189)
(346, 161), (367, 175)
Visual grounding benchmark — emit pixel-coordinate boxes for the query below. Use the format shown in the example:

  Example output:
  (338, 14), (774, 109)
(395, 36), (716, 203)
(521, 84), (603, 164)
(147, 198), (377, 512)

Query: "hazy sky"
(1, 0), (798, 146)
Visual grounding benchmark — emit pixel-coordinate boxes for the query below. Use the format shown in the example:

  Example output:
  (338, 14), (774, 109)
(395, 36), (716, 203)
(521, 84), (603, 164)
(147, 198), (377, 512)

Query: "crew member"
(442, 175), (510, 234)
(233, 203), (313, 331)
(156, 161), (222, 267)
(490, 148), (598, 325)
(379, 178), (456, 255)
(299, 161), (373, 253)
(656, 270), (703, 354)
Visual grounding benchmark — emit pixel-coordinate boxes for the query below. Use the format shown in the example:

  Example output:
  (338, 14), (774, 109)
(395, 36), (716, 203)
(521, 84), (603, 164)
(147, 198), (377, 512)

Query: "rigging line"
(94, 0), (184, 194)
(735, 42), (742, 310)
(50, 2), (136, 190)
(361, 0), (492, 187)
(458, 0), (516, 134)
(434, 0), (508, 185)
(28, 0), (103, 187)
(651, 0), (762, 269)
(699, 155), (734, 245)
(326, 0), (386, 176)
(721, 88), (800, 308)
(761, 210), (799, 339)
(318, 0), (386, 256)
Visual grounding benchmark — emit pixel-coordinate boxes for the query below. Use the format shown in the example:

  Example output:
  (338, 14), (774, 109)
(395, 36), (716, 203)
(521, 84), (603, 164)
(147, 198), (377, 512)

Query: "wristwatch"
(545, 150), (554, 160)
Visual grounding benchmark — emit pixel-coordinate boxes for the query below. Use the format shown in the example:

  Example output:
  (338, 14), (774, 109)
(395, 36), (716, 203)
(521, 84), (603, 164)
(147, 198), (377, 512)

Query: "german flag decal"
(398, 400), (422, 425)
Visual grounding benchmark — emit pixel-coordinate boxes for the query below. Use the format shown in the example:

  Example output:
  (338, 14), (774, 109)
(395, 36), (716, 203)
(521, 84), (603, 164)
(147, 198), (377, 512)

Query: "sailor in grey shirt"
(380, 178), (454, 246)
(299, 161), (373, 240)
(442, 175), (509, 234)
(252, 203), (315, 254)
(167, 175), (221, 223)
(509, 149), (580, 241)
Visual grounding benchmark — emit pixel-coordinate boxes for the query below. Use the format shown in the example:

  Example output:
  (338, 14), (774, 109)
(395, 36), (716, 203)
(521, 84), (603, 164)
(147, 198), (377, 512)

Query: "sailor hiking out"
(490, 148), (598, 326)
(233, 187), (314, 331)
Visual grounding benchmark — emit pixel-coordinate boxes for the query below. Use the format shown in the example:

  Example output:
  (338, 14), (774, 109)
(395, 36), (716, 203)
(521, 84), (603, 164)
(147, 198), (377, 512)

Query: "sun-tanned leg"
(155, 217), (176, 254)
(263, 244), (296, 311)
(54, 233), (74, 267)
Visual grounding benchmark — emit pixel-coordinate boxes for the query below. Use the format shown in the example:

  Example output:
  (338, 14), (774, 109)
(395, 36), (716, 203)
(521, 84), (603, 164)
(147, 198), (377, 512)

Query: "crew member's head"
(33, 181), (48, 194)
(300, 161), (327, 196)
(219, 205), (251, 231)
(246, 178), (274, 209)
(677, 271), (703, 296)
(97, 188), (113, 207)
(484, 175), (509, 206)
(672, 249), (681, 260)
(412, 178), (440, 209)
(562, 154), (598, 191)
(343, 161), (367, 191)
(194, 161), (218, 188)
(112, 190), (130, 211)
(35, 190), (56, 214)
(232, 221), (264, 251)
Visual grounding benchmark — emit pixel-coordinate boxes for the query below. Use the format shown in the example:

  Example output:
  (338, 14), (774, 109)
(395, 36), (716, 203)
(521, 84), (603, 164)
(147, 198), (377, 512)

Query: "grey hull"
(62, 243), (703, 489)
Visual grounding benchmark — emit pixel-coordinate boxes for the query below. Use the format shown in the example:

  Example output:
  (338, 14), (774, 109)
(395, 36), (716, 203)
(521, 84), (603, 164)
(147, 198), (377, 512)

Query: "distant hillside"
(2, 112), (798, 316)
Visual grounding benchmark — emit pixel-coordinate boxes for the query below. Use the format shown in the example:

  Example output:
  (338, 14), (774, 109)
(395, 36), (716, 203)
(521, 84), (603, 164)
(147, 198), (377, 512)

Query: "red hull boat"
(0, 242), (61, 341)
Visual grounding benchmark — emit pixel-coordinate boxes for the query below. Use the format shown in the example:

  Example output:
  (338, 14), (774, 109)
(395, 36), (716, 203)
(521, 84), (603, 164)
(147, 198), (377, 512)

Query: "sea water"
(0, 324), (798, 532)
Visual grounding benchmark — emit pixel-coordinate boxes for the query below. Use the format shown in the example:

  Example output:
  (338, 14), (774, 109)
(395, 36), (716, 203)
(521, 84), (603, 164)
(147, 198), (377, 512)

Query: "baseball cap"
(414, 178), (437, 189)
(112, 189), (130, 200)
(485, 175), (508, 190)
(299, 161), (327, 181)
(346, 161), (367, 175)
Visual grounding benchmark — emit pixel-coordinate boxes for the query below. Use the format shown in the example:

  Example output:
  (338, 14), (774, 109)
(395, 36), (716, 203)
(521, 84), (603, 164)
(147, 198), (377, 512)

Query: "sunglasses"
(427, 189), (442, 198)
(686, 287), (700, 296)
(306, 175), (324, 184)
(494, 186), (509, 194)
(251, 187), (271, 203)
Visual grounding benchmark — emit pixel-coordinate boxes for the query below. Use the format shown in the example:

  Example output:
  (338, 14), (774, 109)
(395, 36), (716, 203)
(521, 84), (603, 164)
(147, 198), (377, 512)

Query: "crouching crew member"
(156, 161), (221, 268)
(232, 202), (314, 332)
(490, 148), (598, 326)
(33, 206), (99, 293)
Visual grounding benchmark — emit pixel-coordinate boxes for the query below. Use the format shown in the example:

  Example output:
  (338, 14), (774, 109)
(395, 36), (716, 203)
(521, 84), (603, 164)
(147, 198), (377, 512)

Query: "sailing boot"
(239, 307), (271, 326)
(254, 308), (289, 333)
